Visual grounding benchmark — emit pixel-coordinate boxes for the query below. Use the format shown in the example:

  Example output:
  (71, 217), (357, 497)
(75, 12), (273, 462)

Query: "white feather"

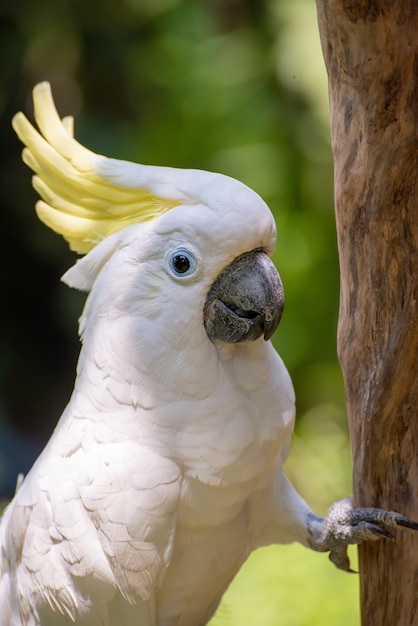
(2, 106), (314, 626)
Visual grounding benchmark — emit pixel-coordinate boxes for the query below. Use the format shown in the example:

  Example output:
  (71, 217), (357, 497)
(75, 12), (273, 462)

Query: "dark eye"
(168, 249), (198, 278)
(172, 254), (190, 274)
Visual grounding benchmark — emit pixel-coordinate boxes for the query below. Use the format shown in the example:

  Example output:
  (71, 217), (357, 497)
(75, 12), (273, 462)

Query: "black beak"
(203, 249), (284, 344)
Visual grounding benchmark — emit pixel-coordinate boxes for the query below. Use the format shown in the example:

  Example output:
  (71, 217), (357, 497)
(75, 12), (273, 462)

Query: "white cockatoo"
(1, 82), (416, 626)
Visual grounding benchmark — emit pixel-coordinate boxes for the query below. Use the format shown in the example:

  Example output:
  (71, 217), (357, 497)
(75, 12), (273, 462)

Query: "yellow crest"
(12, 83), (181, 254)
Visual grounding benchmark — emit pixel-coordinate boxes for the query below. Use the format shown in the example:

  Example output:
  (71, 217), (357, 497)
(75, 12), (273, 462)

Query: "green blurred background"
(0, 0), (359, 623)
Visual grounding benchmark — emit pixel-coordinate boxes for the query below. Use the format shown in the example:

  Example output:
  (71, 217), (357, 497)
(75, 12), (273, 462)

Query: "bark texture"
(315, 2), (418, 624)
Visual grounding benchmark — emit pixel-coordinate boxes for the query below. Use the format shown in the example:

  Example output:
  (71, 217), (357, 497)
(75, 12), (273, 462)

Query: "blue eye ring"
(168, 248), (198, 278)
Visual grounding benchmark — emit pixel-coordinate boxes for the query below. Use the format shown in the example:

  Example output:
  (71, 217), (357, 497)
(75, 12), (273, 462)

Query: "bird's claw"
(307, 497), (418, 572)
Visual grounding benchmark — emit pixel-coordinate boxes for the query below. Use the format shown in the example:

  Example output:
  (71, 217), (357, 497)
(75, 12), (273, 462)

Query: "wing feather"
(0, 433), (182, 625)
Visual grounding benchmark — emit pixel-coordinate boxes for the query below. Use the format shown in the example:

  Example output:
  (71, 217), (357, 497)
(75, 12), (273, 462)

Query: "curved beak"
(203, 249), (284, 344)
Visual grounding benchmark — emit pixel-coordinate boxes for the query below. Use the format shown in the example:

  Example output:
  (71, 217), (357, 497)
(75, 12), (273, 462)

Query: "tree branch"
(315, 2), (418, 623)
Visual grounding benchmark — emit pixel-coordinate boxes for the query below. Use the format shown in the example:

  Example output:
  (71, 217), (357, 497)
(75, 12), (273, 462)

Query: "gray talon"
(329, 549), (356, 573)
(364, 523), (394, 541)
(393, 515), (418, 531)
(307, 497), (418, 571)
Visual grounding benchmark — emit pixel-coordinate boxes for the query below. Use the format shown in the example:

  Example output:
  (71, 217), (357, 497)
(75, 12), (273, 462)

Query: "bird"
(1, 82), (417, 626)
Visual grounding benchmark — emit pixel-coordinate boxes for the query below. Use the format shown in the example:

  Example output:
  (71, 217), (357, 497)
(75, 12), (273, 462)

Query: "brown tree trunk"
(315, 2), (418, 624)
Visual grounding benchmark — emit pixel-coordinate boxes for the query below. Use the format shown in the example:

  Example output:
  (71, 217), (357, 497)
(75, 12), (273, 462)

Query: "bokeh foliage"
(0, 0), (359, 623)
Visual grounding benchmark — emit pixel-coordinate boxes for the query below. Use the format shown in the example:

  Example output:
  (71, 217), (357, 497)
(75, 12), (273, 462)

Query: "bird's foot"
(307, 497), (418, 572)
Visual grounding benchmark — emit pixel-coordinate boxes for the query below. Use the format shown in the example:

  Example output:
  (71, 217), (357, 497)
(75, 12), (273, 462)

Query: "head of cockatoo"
(12, 82), (284, 353)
